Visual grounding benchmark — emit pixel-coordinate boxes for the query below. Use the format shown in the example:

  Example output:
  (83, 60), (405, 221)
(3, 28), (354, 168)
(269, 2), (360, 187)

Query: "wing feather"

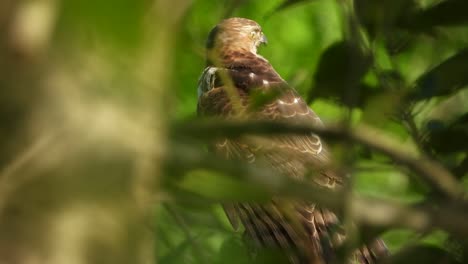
(197, 50), (387, 264)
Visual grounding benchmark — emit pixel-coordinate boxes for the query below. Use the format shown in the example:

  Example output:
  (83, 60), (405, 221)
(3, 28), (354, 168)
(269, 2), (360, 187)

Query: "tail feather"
(225, 202), (388, 264)
(308, 206), (389, 264)
(355, 239), (389, 263)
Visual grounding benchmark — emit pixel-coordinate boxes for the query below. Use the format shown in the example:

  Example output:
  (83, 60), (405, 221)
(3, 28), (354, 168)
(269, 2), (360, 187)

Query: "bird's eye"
(250, 31), (257, 38)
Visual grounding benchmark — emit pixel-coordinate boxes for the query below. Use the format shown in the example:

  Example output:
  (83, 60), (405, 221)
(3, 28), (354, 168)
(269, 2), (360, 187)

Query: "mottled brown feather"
(197, 17), (388, 264)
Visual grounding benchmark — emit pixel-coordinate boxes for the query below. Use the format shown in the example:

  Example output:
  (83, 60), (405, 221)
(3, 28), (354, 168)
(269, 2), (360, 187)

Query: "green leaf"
(249, 88), (282, 111)
(357, 0), (468, 37)
(385, 244), (461, 264)
(354, 0), (417, 38)
(408, 0), (468, 32)
(425, 113), (468, 154)
(361, 71), (405, 125)
(309, 41), (372, 107)
(409, 49), (468, 101)
(159, 235), (199, 264)
(216, 236), (252, 264)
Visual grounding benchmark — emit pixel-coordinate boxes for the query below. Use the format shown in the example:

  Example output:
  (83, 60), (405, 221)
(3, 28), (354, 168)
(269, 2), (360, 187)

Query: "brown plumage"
(197, 17), (388, 264)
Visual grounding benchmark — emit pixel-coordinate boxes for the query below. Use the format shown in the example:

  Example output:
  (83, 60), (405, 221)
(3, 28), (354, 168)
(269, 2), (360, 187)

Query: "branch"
(173, 120), (464, 199)
(166, 145), (468, 237)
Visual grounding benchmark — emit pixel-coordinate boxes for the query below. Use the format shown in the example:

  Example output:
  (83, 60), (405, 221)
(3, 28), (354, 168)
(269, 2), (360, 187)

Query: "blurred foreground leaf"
(408, 0), (468, 32)
(384, 244), (462, 264)
(425, 113), (468, 154)
(409, 49), (468, 101)
(354, 0), (417, 38)
(309, 41), (372, 106)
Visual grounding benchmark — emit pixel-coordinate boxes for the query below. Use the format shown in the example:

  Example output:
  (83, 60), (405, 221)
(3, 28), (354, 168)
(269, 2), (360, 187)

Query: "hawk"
(197, 17), (388, 264)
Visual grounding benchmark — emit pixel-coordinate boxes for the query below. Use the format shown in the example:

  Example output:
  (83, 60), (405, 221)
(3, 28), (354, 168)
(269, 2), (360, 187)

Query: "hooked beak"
(260, 33), (268, 45)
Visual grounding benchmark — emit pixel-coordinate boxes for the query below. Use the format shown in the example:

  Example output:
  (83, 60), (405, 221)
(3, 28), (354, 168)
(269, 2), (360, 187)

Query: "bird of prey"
(197, 17), (388, 264)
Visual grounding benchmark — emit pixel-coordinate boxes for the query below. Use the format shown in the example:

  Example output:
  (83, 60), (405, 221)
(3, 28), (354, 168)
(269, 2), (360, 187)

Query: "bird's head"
(206, 17), (268, 57)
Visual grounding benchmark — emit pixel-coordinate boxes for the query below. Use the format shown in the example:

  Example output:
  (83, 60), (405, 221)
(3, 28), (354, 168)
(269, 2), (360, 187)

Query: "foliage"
(0, 0), (467, 264)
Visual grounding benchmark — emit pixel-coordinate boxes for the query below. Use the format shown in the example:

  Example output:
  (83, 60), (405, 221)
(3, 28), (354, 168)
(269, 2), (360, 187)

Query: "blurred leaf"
(165, 185), (219, 209)
(271, 0), (317, 13)
(409, 49), (468, 101)
(248, 87), (282, 111)
(354, 0), (417, 38)
(362, 91), (403, 126)
(453, 156), (468, 179)
(178, 169), (271, 202)
(159, 234), (200, 264)
(384, 244), (461, 264)
(362, 70), (406, 124)
(254, 249), (290, 264)
(371, 0), (468, 56)
(357, 0), (468, 37)
(424, 113), (468, 154)
(384, 30), (416, 55)
(309, 41), (372, 107)
(406, 0), (468, 33)
(216, 236), (252, 264)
